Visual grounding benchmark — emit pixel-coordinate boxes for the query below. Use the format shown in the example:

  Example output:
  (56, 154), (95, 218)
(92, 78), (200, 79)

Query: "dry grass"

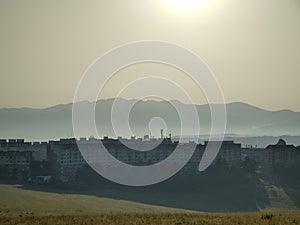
(1, 184), (300, 224)
(0, 184), (189, 216)
(1, 211), (300, 225)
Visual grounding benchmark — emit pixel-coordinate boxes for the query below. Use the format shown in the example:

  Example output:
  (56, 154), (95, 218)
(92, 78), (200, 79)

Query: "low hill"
(0, 184), (190, 216)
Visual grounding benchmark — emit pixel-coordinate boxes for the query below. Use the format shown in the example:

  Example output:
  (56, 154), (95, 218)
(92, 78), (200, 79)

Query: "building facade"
(266, 139), (298, 166)
(0, 139), (48, 179)
(2, 137), (299, 183)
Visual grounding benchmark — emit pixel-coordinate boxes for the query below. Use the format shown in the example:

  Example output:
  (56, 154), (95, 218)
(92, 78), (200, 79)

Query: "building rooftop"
(266, 139), (296, 149)
(276, 139), (286, 146)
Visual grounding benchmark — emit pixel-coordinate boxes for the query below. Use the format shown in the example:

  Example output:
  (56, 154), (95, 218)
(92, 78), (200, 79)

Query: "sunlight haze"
(0, 0), (299, 111)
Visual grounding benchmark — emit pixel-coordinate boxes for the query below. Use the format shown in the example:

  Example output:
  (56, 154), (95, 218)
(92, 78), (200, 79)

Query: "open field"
(1, 212), (300, 225)
(1, 184), (300, 224)
(0, 184), (189, 216)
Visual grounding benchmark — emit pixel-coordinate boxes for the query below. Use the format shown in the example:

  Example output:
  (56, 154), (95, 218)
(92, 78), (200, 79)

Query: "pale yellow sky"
(0, 0), (299, 111)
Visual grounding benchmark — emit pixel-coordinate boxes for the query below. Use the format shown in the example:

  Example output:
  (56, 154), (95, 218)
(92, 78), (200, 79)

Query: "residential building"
(266, 139), (297, 166)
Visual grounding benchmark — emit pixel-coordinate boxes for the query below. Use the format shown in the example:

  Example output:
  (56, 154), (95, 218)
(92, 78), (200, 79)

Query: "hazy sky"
(0, 0), (299, 111)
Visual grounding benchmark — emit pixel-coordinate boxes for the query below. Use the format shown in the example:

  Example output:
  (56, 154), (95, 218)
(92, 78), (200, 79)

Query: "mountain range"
(0, 98), (299, 147)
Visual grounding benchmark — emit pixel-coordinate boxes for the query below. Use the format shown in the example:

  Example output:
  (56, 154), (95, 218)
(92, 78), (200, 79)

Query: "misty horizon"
(1, 97), (299, 113)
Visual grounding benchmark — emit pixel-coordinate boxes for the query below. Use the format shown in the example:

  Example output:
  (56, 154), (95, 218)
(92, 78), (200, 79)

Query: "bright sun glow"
(167, 0), (209, 11)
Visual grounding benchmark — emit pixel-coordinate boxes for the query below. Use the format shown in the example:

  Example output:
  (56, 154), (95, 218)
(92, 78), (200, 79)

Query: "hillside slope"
(0, 184), (189, 216)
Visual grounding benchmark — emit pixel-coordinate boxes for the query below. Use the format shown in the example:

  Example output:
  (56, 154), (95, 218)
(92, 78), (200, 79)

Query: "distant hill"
(0, 98), (300, 143)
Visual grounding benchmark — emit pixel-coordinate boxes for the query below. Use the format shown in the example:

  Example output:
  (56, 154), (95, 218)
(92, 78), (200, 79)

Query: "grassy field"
(0, 184), (189, 216)
(1, 184), (300, 224)
(1, 212), (300, 225)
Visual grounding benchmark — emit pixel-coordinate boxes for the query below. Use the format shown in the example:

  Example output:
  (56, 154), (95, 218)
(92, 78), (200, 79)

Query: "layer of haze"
(0, 0), (299, 111)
